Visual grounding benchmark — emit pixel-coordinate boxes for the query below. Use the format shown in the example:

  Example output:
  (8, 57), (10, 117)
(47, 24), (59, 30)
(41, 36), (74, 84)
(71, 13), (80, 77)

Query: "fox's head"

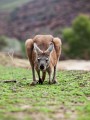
(34, 43), (54, 71)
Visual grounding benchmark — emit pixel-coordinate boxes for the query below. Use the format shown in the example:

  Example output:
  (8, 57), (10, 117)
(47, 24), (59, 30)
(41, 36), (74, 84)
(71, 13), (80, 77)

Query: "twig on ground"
(2, 80), (17, 83)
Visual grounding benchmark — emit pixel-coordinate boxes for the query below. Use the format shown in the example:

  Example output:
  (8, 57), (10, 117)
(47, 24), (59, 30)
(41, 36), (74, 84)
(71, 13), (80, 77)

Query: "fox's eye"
(38, 58), (40, 61)
(46, 58), (49, 62)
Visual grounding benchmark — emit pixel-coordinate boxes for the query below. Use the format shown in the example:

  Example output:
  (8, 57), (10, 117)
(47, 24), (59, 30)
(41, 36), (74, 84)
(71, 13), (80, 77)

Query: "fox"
(25, 35), (62, 85)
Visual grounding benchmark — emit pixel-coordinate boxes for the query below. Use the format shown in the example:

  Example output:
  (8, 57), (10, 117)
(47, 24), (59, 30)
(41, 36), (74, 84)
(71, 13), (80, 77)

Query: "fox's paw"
(39, 78), (43, 84)
(52, 80), (58, 84)
(30, 81), (37, 86)
(48, 81), (52, 85)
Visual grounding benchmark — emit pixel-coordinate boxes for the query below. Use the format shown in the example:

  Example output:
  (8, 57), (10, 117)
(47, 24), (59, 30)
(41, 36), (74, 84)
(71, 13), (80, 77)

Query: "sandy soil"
(57, 60), (90, 71)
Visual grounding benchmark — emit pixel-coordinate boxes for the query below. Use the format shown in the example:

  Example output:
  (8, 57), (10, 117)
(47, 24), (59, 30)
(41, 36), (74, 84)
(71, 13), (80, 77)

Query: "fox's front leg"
(42, 71), (46, 84)
(36, 70), (43, 84)
(37, 71), (46, 84)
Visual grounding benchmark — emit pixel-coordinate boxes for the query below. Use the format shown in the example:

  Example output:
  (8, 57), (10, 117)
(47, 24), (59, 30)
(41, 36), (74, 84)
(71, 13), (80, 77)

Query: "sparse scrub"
(0, 35), (26, 57)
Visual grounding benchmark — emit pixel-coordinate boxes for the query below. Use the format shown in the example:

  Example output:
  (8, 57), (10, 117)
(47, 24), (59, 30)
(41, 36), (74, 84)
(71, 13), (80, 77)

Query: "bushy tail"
(53, 37), (62, 60)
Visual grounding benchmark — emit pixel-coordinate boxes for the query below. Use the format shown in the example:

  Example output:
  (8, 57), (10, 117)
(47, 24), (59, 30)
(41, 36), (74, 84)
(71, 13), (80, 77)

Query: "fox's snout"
(40, 64), (44, 70)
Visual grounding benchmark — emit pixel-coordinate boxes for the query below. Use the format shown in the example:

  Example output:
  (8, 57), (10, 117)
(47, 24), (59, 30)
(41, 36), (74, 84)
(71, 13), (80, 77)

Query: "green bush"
(62, 15), (90, 59)
(0, 36), (7, 50)
(0, 36), (22, 56)
(0, 35), (27, 58)
(21, 42), (27, 58)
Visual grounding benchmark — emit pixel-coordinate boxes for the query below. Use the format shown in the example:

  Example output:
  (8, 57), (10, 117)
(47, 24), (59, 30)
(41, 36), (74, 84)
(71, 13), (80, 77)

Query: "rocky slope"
(0, 0), (90, 40)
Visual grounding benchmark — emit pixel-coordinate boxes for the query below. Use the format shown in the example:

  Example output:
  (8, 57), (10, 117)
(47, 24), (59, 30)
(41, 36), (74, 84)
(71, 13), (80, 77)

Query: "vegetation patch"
(62, 15), (90, 59)
(0, 65), (90, 120)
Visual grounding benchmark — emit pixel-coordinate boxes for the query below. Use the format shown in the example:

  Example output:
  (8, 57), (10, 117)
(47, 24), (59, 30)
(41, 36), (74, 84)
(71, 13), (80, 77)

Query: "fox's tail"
(53, 37), (62, 60)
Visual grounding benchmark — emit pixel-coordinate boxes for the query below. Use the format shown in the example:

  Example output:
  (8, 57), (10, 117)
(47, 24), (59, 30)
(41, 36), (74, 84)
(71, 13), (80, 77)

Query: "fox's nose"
(40, 64), (44, 70)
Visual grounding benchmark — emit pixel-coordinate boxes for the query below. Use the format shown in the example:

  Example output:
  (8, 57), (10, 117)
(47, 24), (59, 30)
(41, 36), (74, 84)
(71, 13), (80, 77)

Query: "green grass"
(0, 0), (32, 12)
(0, 65), (90, 120)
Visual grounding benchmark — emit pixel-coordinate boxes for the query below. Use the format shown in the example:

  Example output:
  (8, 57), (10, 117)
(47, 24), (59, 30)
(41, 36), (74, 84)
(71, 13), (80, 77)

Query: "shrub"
(0, 35), (27, 58)
(21, 42), (27, 58)
(0, 36), (7, 50)
(0, 36), (22, 57)
(62, 15), (90, 59)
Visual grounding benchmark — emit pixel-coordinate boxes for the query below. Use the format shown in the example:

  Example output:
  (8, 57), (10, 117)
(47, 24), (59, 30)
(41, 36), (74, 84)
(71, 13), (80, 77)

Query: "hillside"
(0, 0), (32, 37)
(0, 0), (32, 12)
(0, 0), (90, 40)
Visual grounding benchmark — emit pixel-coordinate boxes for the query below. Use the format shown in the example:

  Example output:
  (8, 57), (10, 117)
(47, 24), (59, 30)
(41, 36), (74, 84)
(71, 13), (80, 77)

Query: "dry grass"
(0, 52), (30, 68)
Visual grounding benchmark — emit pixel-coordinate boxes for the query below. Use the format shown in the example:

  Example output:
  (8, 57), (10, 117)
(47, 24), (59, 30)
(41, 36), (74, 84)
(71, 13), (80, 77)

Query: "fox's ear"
(34, 43), (42, 54)
(45, 43), (54, 54)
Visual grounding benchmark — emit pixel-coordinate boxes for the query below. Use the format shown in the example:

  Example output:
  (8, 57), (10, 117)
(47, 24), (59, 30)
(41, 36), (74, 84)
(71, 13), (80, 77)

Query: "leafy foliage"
(62, 15), (90, 59)
(0, 36), (7, 50)
(21, 42), (27, 58)
(0, 36), (22, 54)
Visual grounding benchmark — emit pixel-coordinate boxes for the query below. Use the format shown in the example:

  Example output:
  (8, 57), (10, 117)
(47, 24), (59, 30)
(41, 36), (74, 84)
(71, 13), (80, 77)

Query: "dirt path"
(57, 60), (90, 71)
